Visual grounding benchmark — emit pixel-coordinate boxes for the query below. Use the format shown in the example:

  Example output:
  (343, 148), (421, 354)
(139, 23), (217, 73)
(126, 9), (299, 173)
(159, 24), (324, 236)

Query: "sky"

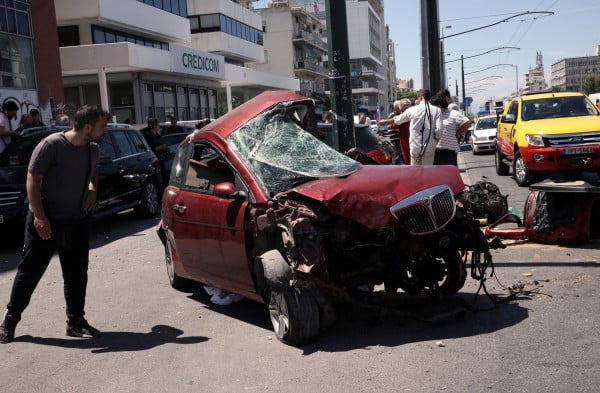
(384, 0), (600, 111)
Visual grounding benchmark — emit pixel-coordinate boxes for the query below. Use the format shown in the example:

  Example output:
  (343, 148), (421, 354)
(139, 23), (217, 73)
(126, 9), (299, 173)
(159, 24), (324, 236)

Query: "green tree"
(396, 89), (418, 102)
(583, 75), (600, 94)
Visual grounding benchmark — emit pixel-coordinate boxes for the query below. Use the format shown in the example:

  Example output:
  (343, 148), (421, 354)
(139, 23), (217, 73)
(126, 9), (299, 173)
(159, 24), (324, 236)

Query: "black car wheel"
(495, 146), (509, 175)
(257, 250), (320, 346)
(164, 241), (192, 290)
(513, 150), (532, 187)
(134, 182), (159, 217)
(268, 285), (320, 346)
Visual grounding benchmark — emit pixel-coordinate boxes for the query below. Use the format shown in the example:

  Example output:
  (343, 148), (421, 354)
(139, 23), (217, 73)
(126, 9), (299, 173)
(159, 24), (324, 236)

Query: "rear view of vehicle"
(496, 92), (600, 186)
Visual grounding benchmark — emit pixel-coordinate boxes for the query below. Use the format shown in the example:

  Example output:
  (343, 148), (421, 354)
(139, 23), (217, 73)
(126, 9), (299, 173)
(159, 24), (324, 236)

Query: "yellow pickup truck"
(495, 92), (600, 186)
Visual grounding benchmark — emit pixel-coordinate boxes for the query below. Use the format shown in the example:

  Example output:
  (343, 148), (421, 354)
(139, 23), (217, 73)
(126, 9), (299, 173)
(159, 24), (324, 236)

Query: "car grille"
(390, 185), (456, 235)
(0, 191), (21, 210)
(544, 132), (600, 147)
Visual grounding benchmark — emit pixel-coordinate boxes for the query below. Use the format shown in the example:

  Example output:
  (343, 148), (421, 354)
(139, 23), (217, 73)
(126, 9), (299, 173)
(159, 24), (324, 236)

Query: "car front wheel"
(268, 285), (320, 346)
(134, 182), (159, 217)
(513, 150), (532, 187)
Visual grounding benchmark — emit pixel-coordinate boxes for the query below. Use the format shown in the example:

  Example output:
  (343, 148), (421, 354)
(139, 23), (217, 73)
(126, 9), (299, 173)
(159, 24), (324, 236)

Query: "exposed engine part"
(459, 179), (508, 223)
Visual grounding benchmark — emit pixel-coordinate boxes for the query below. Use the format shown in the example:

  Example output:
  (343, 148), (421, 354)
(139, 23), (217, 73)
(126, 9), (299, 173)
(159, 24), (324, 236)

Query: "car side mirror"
(213, 182), (246, 202)
(500, 114), (516, 123)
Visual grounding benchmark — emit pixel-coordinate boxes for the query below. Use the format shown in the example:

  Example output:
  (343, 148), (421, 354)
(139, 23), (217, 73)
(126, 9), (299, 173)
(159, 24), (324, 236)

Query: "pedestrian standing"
(0, 101), (21, 155)
(387, 89), (443, 165)
(0, 105), (110, 344)
(431, 93), (471, 166)
(379, 99), (411, 164)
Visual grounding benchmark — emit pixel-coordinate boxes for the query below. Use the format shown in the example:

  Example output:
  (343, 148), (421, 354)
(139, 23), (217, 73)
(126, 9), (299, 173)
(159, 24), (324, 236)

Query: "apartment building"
(252, 1), (329, 98)
(551, 46), (600, 92)
(55, 0), (298, 123)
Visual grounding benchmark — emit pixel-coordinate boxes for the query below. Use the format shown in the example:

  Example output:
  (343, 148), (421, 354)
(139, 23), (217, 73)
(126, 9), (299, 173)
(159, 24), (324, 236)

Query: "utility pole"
(420, 0), (441, 92)
(325, 0), (355, 153)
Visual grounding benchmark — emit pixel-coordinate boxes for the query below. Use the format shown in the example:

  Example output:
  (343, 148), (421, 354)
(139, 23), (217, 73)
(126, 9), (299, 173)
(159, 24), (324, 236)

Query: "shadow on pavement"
(15, 324), (208, 353)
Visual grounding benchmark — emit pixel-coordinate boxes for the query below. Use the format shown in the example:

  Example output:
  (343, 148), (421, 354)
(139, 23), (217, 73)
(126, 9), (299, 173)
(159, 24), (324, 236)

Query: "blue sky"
(385, 0), (600, 111)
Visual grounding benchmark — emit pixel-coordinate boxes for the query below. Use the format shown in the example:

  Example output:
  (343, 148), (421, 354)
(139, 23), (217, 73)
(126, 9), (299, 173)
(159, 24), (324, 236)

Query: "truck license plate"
(563, 147), (593, 155)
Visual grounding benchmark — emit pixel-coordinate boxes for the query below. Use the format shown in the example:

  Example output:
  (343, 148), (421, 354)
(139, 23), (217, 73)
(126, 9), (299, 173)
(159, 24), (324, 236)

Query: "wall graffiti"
(1, 96), (67, 130)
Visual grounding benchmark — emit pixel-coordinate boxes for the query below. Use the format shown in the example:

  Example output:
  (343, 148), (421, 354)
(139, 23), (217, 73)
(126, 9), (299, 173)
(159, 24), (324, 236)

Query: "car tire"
(257, 250), (320, 345)
(268, 285), (320, 346)
(134, 182), (159, 217)
(164, 241), (192, 290)
(513, 150), (532, 187)
(495, 146), (509, 176)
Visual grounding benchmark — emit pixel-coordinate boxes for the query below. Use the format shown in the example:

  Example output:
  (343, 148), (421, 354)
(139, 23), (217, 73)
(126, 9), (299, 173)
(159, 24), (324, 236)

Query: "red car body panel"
(290, 165), (465, 229)
(518, 145), (600, 171)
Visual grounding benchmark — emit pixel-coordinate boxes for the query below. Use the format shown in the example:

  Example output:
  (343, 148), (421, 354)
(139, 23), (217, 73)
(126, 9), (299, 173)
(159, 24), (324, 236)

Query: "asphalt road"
(0, 149), (599, 393)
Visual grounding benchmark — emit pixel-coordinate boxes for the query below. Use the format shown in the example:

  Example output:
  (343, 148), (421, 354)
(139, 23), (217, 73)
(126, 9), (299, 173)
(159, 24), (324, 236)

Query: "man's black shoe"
(66, 317), (101, 338)
(0, 312), (19, 344)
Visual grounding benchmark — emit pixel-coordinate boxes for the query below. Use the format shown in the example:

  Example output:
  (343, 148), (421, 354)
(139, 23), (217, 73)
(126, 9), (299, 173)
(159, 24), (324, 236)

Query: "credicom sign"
(170, 45), (224, 79)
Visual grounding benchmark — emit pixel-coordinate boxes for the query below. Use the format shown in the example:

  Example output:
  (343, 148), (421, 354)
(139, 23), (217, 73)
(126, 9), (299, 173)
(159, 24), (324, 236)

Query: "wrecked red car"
(157, 90), (492, 345)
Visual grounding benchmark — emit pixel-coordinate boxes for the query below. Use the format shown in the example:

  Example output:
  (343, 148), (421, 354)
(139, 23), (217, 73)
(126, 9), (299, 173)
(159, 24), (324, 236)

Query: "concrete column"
(98, 68), (110, 112)
(226, 84), (232, 112)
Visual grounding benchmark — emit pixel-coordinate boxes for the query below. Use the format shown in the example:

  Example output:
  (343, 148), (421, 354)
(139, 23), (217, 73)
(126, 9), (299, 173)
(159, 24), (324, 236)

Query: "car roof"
(196, 90), (308, 140)
(521, 92), (585, 101)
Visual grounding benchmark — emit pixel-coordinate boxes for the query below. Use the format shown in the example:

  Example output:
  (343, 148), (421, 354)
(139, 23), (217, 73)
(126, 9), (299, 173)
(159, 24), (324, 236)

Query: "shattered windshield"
(226, 102), (361, 196)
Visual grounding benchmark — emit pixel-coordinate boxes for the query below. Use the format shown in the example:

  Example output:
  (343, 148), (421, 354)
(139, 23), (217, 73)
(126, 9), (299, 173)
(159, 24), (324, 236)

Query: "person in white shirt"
(430, 93), (471, 166)
(389, 89), (443, 165)
(0, 101), (20, 155)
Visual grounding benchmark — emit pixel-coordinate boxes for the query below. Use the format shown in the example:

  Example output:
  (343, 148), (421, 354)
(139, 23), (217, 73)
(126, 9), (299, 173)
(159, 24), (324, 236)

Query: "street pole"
(420, 0), (441, 92)
(325, 0), (355, 153)
(461, 55), (466, 114)
(515, 64), (519, 97)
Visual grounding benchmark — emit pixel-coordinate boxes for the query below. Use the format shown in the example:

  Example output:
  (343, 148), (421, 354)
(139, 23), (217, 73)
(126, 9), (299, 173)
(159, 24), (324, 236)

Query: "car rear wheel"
(164, 241), (192, 290)
(134, 182), (159, 217)
(495, 146), (509, 175)
(513, 150), (532, 187)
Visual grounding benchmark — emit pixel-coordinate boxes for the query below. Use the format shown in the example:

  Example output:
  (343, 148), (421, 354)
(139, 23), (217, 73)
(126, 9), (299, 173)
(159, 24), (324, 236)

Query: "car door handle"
(172, 204), (187, 215)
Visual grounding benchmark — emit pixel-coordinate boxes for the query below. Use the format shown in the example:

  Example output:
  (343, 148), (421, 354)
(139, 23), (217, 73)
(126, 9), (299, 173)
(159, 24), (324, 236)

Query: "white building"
(55, 0), (298, 123)
(523, 51), (548, 95)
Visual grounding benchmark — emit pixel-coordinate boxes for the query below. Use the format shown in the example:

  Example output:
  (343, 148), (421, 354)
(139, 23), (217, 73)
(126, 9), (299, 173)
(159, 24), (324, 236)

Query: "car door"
(497, 100), (518, 158)
(165, 142), (254, 295)
(96, 131), (128, 212)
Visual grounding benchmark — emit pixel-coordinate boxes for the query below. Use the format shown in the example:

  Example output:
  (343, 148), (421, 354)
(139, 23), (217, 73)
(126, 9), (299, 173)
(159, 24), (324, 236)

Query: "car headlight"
(525, 134), (544, 146)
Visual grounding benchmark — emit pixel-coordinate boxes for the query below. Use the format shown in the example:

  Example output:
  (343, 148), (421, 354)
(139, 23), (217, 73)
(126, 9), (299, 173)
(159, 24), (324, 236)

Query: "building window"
(189, 13), (263, 45)
(57, 25), (80, 47)
(92, 25), (169, 51)
(0, 1), (31, 37)
(137, 0), (187, 18)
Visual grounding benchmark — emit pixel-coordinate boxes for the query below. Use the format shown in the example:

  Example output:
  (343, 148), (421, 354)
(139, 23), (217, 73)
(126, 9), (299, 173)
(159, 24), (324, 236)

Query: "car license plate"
(563, 147), (593, 155)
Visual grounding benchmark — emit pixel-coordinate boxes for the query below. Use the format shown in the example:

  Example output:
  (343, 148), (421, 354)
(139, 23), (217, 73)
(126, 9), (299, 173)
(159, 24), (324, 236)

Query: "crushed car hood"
(289, 165), (465, 229)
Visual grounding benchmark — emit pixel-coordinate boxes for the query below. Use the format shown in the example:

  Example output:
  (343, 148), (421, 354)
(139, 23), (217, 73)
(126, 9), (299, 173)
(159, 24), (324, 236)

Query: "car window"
(507, 101), (518, 117)
(98, 135), (117, 160)
(226, 103), (361, 196)
(184, 144), (235, 192)
(127, 130), (150, 153)
(0, 133), (52, 166)
(112, 130), (136, 157)
(170, 141), (191, 186)
(475, 118), (497, 130)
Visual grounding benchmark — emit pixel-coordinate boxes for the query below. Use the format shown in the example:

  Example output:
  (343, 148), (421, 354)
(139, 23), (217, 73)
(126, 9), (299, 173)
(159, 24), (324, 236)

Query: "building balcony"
(292, 30), (327, 52)
(294, 60), (328, 78)
(55, 0), (190, 43)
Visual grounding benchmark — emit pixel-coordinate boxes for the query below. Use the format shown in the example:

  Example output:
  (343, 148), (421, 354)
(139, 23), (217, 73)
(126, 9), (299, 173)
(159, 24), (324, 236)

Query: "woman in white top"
(430, 93), (470, 166)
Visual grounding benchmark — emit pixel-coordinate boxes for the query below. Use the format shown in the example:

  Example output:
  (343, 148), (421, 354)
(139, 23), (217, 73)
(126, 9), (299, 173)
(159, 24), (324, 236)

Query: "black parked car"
(0, 126), (162, 228)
